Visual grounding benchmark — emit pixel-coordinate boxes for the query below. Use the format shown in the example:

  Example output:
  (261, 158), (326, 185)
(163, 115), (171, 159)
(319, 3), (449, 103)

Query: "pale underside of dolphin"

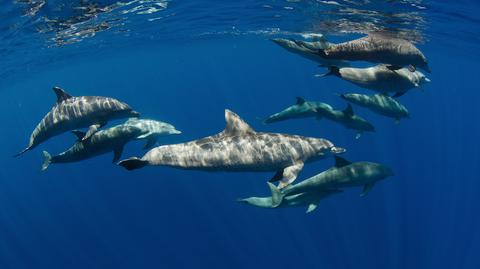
(15, 86), (140, 157)
(119, 109), (345, 188)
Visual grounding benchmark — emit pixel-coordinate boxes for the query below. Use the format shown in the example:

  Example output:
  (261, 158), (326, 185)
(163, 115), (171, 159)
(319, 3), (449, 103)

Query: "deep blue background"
(1, 35), (479, 268)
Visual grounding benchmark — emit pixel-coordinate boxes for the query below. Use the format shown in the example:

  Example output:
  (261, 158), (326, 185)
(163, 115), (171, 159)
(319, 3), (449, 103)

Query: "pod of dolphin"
(16, 33), (431, 214)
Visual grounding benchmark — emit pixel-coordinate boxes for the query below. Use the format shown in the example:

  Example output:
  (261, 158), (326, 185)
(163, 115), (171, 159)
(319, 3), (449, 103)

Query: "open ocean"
(1, 1), (480, 268)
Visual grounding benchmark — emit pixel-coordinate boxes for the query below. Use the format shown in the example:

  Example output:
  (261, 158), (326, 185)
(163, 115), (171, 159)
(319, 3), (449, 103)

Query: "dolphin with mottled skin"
(119, 109), (345, 188)
(269, 156), (394, 207)
(316, 33), (431, 73)
(41, 124), (146, 171)
(15, 87), (140, 157)
(263, 97), (332, 124)
(239, 189), (342, 213)
(316, 104), (375, 139)
(123, 118), (182, 149)
(316, 65), (430, 97)
(340, 93), (410, 122)
(271, 37), (350, 67)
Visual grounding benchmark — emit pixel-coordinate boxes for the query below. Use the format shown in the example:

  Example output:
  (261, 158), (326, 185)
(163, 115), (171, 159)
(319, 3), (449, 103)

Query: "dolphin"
(269, 156), (394, 207)
(239, 189), (342, 213)
(123, 118), (182, 149)
(316, 65), (430, 97)
(316, 33), (431, 73)
(271, 38), (350, 67)
(16, 87), (140, 157)
(118, 109), (345, 188)
(41, 124), (147, 170)
(263, 97), (333, 124)
(316, 103), (375, 139)
(340, 93), (410, 123)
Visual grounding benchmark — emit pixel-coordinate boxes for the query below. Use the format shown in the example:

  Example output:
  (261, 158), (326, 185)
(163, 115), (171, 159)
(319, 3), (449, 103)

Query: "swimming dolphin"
(239, 189), (342, 213)
(316, 104), (375, 139)
(16, 87), (140, 157)
(316, 33), (431, 73)
(340, 93), (410, 122)
(123, 118), (182, 149)
(269, 156), (394, 207)
(41, 124), (146, 171)
(118, 109), (345, 188)
(271, 38), (350, 67)
(316, 65), (430, 97)
(263, 97), (332, 124)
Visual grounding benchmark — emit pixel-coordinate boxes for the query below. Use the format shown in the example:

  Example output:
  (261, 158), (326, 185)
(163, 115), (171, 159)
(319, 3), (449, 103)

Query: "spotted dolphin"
(316, 104), (375, 139)
(271, 37), (350, 67)
(269, 156), (394, 207)
(123, 118), (182, 149)
(316, 65), (430, 97)
(119, 109), (345, 188)
(15, 87), (140, 156)
(316, 33), (431, 73)
(239, 189), (342, 213)
(41, 124), (146, 171)
(340, 93), (410, 122)
(263, 97), (332, 124)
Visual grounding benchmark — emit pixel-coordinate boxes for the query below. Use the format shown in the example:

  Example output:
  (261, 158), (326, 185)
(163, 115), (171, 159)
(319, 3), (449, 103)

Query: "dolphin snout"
(130, 110), (141, 118)
(172, 129), (182, 135)
(331, 146), (346, 154)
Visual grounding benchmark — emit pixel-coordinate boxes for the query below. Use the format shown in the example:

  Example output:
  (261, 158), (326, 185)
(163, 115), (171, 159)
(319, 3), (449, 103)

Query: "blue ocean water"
(1, 1), (480, 268)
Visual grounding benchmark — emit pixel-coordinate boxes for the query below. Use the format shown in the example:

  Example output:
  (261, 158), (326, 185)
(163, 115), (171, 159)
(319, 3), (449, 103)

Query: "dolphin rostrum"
(316, 33), (431, 73)
(316, 65), (430, 97)
(123, 118), (182, 149)
(239, 189), (342, 213)
(41, 124), (147, 170)
(16, 86), (140, 156)
(340, 93), (410, 123)
(269, 156), (394, 207)
(119, 109), (345, 188)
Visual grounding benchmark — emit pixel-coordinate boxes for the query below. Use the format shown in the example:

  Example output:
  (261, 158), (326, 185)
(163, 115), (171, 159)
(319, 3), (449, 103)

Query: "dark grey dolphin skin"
(119, 109), (346, 188)
(316, 103), (375, 139)
(15, 87), (140, 157)
(271, 38), (350, 67)
(316, 33), (431, 73)
(340, 93), (410, 122)
(316, 65), (430, 97)
(123, 118), (182, 149)
(41, 124), (146, 170)
(269, 156), (394, 207)
(263, 97), (332, 124)
(239, 189), (342, 213)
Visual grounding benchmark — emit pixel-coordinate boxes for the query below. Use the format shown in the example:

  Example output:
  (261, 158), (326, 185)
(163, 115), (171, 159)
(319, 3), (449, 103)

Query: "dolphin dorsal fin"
(296, 97), (306, 105)
(343, 104), (354, 117)
(334, 156), (352, 168)
(71, 130), (86, 141)
(223, 109), (255, 136)
(53, 86), (73, 103)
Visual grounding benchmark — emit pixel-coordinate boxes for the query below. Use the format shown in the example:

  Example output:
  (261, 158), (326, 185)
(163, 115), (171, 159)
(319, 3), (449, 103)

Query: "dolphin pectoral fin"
(82, 123), (103, 141)
(386, 65), (402, 71)
(278, 162), (304, 189)
(118, 157), (148, 170)
(269, 169), (284, 183)
(306, 203), (318, 214)
(71, 130), (87, 141)
(408, 65), (416, 72)
(143, 137), (158, 150)
(392, 91), (406, 98)
(361, 182), (376, 197)
(112, 147), (124, 163)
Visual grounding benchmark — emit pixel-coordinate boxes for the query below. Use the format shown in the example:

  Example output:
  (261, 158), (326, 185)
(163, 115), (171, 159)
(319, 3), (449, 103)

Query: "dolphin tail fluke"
(314, 66), (340, 78)
(268, 182), (285, 208)
(13, 147), (31, 157)
(118, 157), (148, 171)
(41, 151), (51, 171)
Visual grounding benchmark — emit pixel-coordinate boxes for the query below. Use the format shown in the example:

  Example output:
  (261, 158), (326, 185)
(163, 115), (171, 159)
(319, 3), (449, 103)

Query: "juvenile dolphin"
(316, 65), (430, 97)
(316, 33), (431, 72)
(269, 156), (394, 207)
(16, 87), (140, 156)
(119, 109), (345, 188)
(340, 93), (410, 122)
(263, 97), (332, 124)
(239, 189), (342, 213)
(41, 124), (146, 170)
(271, 38), (350, 67)
(123, 118), (182, 149)
(316, 104), (375, 139)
